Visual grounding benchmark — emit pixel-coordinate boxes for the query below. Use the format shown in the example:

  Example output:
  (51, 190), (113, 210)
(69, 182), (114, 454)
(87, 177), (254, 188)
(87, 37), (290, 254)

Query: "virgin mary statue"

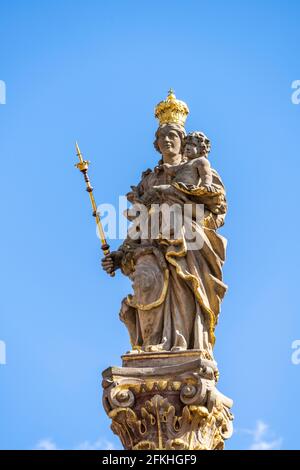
(102, 91), (227, 361)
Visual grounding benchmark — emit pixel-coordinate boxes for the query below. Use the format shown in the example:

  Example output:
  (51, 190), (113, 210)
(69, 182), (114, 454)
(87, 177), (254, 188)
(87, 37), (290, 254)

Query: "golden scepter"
(75, 142), (115, 277)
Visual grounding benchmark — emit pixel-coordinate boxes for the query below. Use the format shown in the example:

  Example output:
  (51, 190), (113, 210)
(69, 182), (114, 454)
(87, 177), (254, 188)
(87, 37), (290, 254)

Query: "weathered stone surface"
(102, 93), (227, 356)
(102, 351), (233, 450)
(100, 91), (233, 450)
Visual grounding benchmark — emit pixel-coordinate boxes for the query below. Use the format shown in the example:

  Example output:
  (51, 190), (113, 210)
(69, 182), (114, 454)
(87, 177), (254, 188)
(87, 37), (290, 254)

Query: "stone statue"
(102, 91), (227, 360)
(101, 90), (233, 450)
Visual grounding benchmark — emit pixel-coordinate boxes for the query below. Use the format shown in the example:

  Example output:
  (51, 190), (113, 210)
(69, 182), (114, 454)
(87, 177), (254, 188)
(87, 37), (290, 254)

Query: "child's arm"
(196, 157), (213, 187)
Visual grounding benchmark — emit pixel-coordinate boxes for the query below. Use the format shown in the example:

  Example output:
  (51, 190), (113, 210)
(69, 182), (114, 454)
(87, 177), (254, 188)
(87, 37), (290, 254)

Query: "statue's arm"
(101, 250), (123, 275)
(196, 157), (213, 187)
(170, 167), (227, 229)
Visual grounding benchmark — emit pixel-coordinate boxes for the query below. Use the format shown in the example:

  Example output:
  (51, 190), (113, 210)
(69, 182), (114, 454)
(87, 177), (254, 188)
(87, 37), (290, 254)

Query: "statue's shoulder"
(141, 168), (153, 179)
(136, 167), (155, 196)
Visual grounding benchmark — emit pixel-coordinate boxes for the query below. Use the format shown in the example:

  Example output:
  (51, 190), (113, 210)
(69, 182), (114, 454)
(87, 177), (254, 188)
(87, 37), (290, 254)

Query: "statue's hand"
(101, 250), (123, 275)
(155, 184), (189, 203)
(196, 185), (222, 196)
(153, 184), (171, 191)
(126, 186), (142, 204)
(153, 184), (176, 197)
(202, 184), (214, 193)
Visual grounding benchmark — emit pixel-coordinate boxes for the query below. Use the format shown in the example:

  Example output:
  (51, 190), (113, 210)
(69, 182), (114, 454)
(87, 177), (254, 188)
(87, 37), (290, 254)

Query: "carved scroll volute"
(109, 387), (135, 409)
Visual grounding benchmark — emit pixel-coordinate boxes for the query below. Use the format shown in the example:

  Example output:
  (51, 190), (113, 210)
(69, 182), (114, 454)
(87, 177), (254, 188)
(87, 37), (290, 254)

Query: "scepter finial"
(75, 142), (90, 171)
(75, 141), (83, 163)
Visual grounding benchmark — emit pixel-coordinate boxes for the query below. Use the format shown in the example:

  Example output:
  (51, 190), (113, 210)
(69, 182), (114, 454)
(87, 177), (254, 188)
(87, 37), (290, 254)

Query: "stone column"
(102, 350), (233, 450)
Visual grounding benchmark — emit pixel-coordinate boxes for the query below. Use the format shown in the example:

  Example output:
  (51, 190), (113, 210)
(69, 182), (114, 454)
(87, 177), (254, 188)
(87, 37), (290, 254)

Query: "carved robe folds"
(119, 166), (227, 358)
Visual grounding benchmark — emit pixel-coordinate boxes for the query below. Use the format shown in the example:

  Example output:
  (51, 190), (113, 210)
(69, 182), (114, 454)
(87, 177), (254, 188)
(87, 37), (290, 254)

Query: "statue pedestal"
(102, 350), (233, 450)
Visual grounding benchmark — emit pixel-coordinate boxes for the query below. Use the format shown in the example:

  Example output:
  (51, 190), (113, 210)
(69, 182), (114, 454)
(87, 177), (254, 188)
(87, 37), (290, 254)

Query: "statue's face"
(157, 126), (182, 164)
(184, 139), (199, 160)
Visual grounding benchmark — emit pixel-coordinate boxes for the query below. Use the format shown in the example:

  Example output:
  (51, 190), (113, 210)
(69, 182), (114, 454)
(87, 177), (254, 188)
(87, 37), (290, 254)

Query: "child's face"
(184, 138), (199, 160)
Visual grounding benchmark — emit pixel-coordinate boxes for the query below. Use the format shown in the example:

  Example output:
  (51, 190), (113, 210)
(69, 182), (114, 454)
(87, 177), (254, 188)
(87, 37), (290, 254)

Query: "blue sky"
(0, 0), (300, 450)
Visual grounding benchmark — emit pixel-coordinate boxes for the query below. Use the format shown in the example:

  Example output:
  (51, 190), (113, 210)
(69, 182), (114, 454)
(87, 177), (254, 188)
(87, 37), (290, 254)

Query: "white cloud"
(35, 438), (57, 450)
(241, 420), (282, 450)
(74, 438), (115, 450)
(34, 437), (116, 450)
(249, 438), (282, 450)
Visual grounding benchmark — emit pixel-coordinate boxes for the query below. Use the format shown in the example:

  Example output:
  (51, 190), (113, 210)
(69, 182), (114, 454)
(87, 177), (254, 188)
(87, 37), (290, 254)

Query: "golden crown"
(155, 89), (189, 127)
